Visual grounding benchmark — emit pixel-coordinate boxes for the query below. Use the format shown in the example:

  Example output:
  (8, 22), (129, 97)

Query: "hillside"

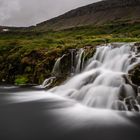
(35, 0), (140, 31)
(0, 0), (140, 85)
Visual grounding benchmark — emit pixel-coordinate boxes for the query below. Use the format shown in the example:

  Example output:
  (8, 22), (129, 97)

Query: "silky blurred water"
(0, 43), (140, 140)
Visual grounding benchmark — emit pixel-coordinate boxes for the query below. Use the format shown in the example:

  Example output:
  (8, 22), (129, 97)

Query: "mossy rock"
(84, 46), (96, 62)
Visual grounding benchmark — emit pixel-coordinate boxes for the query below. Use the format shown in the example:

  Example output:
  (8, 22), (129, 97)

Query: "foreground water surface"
(0, 87), (140, 140)
(0, 43), (140, 140)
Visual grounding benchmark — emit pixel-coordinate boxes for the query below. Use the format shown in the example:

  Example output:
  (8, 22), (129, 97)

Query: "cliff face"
(36, 0), (140, 30)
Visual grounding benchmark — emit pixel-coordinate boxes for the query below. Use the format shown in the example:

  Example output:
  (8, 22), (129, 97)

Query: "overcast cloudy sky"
(0, 0), (100, 27)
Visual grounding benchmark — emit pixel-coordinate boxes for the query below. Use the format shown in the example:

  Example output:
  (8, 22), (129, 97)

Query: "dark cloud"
(0, 0), (100, 27)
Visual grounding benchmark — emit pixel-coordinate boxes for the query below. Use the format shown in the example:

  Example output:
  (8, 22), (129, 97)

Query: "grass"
(1, 22), (140, 51)
(0, 22), (140, 84)
(15, 75), (29, 85)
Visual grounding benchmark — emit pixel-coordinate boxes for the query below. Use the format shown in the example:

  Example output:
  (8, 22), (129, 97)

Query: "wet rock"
(130, 99), (137, 106)
(119, 84), (127, 99)
(119, 84), (136, 99)
(136, 96), (140, 104)
(127, 105), (132, 111)
(84, 46), (96, 62)
(124, 96), (134, 104)
(124, 97), (134, 111)
(129, 64), (140, 86)
(111, 100), (127, 111)
(60, 53), (72, 75)
(130, 57), (137, 64)
(124, 96), (140, 112)
(133, 105), (140, 112)
(134, 42), (140, 54)
(122, 75), (138, 96)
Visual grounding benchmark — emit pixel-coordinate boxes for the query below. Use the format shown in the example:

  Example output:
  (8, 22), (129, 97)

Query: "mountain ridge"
(36, 0), (140, 30)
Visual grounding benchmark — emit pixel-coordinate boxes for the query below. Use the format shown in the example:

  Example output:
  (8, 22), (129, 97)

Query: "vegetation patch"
(15, 75), (29, 85)
(0, 22), (140, 85)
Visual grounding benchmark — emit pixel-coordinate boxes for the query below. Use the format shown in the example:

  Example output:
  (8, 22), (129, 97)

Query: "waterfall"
(50, 43), (140, 111)
(70, 49), (76, 74)
(75, 48), (85, 73)
(69, 48), (85, 75)
(52, 54), (66, 76)
(41, 77), (56, 88)
(70, 48), (84, 75)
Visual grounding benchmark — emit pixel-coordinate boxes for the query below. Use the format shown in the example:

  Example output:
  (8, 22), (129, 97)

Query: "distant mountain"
(36, 0), (140, 30)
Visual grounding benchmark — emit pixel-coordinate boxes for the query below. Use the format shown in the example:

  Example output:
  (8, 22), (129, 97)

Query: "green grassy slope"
(0, 22), (140, 85)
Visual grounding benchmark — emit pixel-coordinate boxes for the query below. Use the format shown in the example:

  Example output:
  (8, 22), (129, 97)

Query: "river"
(0, 43), (140, 140)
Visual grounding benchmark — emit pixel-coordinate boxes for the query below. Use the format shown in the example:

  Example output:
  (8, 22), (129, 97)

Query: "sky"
(0, 0), (100, 27)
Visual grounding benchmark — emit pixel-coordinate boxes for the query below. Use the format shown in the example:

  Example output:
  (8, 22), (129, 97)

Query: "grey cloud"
(0, 0), (20, 24)
(0, 0), (100, 27)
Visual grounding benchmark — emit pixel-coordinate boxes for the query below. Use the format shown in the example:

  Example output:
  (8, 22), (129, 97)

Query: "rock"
(130, 57), (137, 64)
(134, 42), (140, 54)
(129, 64), (140, 86)
(136, 96), (140, 104)
(124, 96), (140, 112)
(84, 47), (96, 62)
(111, 100), (127, 111)
(122, 75), (138, 96)
(124, 96), (134, 104)
(130, 99), (137, 106)
(124, 96), (134, 110)
(119, 84), (127, 99)
(133, 105), (140, 112)
(127, 105), (132, 111)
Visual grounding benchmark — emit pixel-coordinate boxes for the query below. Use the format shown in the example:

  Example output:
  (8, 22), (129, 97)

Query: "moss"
(15, 75), (29, 85)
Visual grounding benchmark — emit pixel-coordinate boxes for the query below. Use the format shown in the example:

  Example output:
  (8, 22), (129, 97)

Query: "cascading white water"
(41, 77), (56, 88)
(52, 54), (66, 76)
(1, 43), (140, 140)
(70, 48), (85, 74)
(50, 43), (140, 111)
(75, 48), (85, 73)
(70, 49), (75, 74)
